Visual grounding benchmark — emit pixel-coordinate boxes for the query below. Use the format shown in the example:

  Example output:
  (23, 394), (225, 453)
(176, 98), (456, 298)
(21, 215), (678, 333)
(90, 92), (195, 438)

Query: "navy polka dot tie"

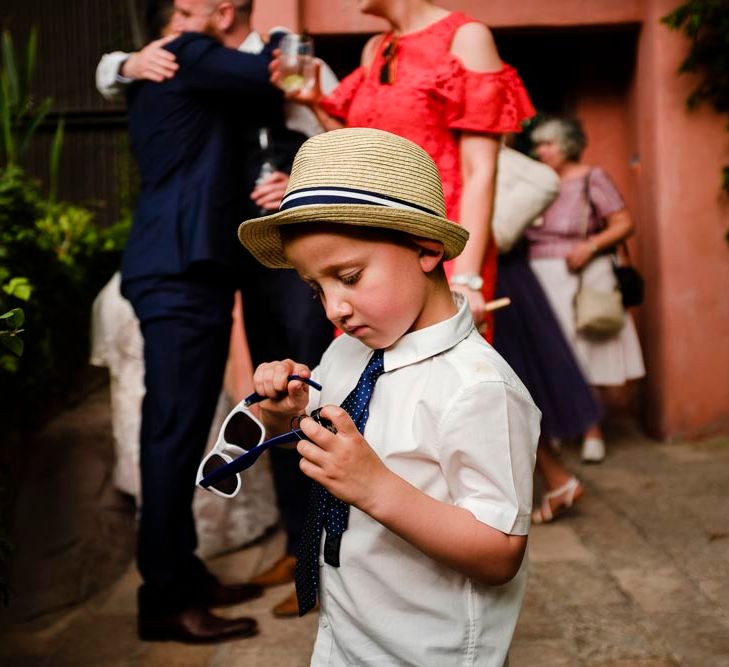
(295, 349), (386, 616)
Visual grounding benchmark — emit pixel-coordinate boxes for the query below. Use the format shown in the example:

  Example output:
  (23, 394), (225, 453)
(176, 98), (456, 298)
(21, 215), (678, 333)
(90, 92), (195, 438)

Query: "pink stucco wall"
(633, 0), (729, 439)
(251, 0), (729, 439)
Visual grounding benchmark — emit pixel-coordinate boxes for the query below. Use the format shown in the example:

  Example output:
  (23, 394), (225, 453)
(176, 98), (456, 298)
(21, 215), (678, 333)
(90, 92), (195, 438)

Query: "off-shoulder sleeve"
(440, 60), (535, 135)
(320, 67), (366, 122)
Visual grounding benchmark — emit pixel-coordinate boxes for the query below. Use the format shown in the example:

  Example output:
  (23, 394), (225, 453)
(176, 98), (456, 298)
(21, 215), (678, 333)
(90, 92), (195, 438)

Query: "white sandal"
(532, 476), (583, 524)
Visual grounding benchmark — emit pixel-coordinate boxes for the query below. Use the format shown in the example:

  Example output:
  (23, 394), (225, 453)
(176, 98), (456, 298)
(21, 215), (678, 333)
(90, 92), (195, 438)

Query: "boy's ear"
(410, 236), (445, 272)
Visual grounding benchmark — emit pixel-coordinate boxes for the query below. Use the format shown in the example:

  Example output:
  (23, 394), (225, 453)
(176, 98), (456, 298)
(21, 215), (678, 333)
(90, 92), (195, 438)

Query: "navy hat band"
(280, 185), (441, 218)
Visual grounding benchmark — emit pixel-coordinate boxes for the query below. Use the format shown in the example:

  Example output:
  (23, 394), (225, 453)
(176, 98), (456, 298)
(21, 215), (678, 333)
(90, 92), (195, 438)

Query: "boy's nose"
(324, 295), (352, 323)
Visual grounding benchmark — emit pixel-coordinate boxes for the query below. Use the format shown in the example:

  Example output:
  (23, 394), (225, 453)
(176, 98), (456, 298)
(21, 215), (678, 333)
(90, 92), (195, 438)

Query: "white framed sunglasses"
(196, 375), (324, 498)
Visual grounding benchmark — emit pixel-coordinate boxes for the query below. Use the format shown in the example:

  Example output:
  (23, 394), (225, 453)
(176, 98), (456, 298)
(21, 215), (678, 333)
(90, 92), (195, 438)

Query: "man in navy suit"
(119, 0), (331, 643)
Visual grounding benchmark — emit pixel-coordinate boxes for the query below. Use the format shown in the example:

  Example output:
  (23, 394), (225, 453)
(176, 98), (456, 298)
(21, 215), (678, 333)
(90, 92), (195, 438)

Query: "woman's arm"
(452, 133), (500, 321)
(566, 208), (635, 272)
(449, 23), (503, 322)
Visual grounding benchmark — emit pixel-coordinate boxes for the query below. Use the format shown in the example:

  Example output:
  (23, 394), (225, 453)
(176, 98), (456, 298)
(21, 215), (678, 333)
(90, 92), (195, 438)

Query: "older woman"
(527, 117), (645, 463)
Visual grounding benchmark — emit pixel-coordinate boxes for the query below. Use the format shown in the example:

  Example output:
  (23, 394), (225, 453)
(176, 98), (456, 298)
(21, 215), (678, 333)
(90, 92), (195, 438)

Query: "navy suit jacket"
(122, 33), (284, 283)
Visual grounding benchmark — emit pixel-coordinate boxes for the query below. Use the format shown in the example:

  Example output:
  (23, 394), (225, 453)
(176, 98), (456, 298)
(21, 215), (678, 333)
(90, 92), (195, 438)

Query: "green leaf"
(0, 334), (23, 356)
(3, 277), (32, 301)
(0, 308), (25, 328)
(23, 27), (38, 104)
(48, 117), (64, 202)
(0, 76), (15, 165)
(18, 96), (52, 158)
(1, 32), (19, 109)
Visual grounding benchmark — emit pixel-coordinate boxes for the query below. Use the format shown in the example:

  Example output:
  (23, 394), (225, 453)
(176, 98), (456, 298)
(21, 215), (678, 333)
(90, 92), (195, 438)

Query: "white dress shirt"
(305, 294), (540, 666)
(94, 29), (338, 138)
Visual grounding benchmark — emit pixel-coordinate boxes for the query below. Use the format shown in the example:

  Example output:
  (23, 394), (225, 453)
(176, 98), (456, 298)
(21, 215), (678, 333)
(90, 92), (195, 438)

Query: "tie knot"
(362, 349), (385, 382)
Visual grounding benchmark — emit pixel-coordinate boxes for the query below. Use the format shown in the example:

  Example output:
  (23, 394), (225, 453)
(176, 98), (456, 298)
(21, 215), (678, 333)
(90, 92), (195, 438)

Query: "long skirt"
(493, 247), (603, 440)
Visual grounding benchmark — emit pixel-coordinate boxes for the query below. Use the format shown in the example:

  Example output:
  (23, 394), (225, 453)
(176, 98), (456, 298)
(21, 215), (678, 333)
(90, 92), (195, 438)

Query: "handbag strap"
(582, 169), (634, 265)
(581, 169), (596, 240)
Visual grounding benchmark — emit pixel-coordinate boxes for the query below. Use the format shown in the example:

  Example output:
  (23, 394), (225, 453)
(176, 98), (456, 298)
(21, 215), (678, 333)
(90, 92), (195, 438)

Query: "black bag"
(613, 263), (644, 307)
(583, 171), (644, 308)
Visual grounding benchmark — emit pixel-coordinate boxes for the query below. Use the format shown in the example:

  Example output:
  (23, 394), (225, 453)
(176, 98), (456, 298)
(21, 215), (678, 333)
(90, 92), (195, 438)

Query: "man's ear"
(410, 236), (445, 272)
(217, 2), (236, 31)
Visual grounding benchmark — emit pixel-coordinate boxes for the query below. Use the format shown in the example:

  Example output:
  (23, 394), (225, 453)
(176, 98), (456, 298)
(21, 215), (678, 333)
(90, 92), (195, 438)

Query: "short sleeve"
(442, 61), (535, 135)
(588, 168), (626, 219)
(437, 380), (539, 535)
(320, 67), (366, 122)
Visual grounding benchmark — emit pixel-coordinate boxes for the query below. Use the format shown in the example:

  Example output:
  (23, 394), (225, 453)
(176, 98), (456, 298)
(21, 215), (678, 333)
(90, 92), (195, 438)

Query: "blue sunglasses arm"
(199, 428), (306, 489)
(243, 374), (322, 407)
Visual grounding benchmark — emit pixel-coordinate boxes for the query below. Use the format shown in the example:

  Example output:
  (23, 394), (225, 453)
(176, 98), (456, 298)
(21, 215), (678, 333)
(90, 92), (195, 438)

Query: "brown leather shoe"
(138, 606), (258, 644)
(249, 554), (297, 587)
(201, 579), (264, 608)
(272, 590), (319, 618)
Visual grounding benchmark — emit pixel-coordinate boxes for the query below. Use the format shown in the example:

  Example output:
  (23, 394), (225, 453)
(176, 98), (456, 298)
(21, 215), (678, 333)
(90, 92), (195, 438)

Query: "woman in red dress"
(278, 0), (534, 339)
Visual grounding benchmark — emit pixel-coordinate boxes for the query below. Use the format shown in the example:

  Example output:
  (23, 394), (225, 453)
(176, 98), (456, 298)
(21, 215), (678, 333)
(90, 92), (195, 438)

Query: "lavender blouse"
(527, 167), (626, 259)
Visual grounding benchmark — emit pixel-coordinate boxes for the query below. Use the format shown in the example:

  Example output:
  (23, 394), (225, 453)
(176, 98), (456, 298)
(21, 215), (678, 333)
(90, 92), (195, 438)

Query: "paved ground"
(1, 384), (728, 666)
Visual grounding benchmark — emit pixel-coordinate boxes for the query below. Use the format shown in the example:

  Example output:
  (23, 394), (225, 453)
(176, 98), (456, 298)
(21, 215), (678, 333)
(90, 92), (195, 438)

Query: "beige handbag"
(492, 146), (561, 253)
(573, 172), (625, 337)
(574, 271), (625, 337)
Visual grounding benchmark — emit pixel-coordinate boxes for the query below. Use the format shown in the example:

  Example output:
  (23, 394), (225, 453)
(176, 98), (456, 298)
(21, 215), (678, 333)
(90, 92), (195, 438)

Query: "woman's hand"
(269, 49), (323, 106)
(251, 170), (289, 212)
(566, 240), (596, 272)
(297, 405), (391, 512)
(451, 283), (487, 327)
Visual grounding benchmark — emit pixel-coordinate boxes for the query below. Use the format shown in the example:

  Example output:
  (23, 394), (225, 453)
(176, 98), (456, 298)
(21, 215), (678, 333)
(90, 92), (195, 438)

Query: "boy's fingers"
(299, 413), (337, 449)
(319, 405), (357, 434)
(296, 439), (326, 467)
(271, 359), (296, 394)
(299, 405), (356, 449)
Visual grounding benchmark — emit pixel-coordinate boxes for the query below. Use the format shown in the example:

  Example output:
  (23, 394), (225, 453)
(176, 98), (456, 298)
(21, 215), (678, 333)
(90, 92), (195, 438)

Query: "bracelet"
(588, 239), (599, 255)
(450, 274), (484, 291)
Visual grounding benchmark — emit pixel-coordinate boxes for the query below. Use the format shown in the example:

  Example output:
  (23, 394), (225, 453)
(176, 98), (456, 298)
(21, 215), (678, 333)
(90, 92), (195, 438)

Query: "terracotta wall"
(632, 0), (729, 439)
(253, 0), (643, 34)
(251, 0), (729, 439)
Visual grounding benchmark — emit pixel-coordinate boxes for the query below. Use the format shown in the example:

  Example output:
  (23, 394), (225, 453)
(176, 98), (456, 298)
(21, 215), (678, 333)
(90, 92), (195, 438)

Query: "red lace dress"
(321, 11), (534, 340)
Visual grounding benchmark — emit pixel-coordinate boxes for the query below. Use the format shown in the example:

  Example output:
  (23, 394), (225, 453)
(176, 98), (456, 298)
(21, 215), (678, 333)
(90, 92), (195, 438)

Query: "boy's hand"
(253, 360), (313, 427)
(297, 405), (390, 511)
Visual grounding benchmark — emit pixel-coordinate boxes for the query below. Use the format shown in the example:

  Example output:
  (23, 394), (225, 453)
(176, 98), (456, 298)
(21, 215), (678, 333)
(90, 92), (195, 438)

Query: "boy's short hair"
(238, 128), (469, 268)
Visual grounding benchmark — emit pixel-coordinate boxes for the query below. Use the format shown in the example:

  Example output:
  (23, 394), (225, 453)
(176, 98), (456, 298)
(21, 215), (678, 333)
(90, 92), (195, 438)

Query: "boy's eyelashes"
(302, 270), (361, 299)
(339, 270), (361, 286)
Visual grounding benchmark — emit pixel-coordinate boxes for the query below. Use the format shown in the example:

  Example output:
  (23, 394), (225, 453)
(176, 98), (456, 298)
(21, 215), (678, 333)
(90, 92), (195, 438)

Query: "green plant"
(0, 165), (129, 422)
(1, 28), (66, 197)
(0, 28), (51, 166)
(662, 1), (729, 195)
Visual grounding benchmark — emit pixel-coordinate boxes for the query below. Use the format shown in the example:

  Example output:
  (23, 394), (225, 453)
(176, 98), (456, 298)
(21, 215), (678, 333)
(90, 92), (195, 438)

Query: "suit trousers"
(123, 266), (235, 613)
(239, 255), (333, 556)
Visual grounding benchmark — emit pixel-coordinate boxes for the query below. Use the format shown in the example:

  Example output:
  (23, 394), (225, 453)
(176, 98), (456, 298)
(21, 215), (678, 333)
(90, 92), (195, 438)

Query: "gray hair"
(531, 117), (587, 162)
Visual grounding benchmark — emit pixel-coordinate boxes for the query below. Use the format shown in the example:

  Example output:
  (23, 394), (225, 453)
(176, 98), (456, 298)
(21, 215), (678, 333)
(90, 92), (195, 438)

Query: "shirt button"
(318, 555), (325, 567)
(321, 618), (329, 629)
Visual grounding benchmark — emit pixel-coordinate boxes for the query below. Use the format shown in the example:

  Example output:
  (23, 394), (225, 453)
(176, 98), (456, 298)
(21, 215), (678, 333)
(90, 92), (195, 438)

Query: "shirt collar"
(239, 30), (264, 53)
(383, 293), (475, 372)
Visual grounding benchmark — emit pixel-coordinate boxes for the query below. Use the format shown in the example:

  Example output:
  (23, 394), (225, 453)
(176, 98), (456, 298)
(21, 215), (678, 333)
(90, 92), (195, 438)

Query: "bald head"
(172, 0), (253, 45)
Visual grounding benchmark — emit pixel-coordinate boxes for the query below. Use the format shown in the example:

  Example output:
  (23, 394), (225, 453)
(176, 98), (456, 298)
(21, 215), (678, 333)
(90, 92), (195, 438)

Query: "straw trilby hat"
(238, 127), (469, 268)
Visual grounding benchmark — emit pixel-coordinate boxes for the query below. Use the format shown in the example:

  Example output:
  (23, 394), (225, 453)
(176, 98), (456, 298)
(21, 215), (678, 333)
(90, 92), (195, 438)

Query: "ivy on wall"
(662, 0), (729, 198)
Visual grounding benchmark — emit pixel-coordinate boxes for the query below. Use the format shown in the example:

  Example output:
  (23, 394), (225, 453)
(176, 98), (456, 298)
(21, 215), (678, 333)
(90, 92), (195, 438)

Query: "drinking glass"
(277, 33), (315, 94)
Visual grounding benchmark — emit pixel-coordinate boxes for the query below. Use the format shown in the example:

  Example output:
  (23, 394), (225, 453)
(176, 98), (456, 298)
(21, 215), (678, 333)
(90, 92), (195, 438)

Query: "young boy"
(238, 128), (539, 665)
